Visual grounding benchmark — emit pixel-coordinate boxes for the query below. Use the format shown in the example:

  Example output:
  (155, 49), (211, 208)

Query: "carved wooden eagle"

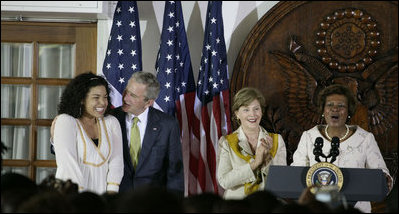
(270, 38), (398, 136)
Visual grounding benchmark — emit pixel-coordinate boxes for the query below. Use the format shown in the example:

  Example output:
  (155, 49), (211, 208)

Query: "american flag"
(189, 1), (232, 195)
(154, 1), (196, 196)
(103, 1), (142, 108)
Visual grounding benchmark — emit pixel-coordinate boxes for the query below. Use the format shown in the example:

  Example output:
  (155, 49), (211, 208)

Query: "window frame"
(1, 21), (97, 182)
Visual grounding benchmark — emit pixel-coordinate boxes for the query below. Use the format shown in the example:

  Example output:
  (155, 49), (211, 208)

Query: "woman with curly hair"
(52, 72), (123, 194)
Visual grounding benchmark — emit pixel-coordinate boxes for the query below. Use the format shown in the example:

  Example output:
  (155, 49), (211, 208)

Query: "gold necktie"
(130, 117), (141, 169)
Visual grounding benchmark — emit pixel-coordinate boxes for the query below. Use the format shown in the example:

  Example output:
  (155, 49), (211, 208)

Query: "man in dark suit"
(111, 71), (184, 195)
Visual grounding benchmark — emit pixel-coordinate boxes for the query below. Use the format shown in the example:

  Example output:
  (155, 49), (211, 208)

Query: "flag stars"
(175, 21), (180, 27)
(213, 83), (218, 88)
(211, 17), (217, 24)
(107, 49), (111, 56)
(106, 63), (111, 69)
(175, 55), (180, 60)
(119, 77), (125, 84)
(168, 12), (174, 18)
(216, 38), (220, 44)
(131, 64), (137, 70)
(117, 49), (124, 55)
(116, 7), (121, 13)
(165, 68), (172, 75)
(167, 40), (173, 46)
(220, 79), (224, 84)
(209, 77), (213, 82)
(181, 82), (186, 87)
(164, 96), (170, 102)
(180, 62), (184, 67)
(166, 54), (172, 61)
(131, 50), (137, 56)
(204, 90), (210, 95)
(212, 50), (217, 56)
(165, 82), (171, 89)
(130, 35), (136, 42)
(176, 87), (180, 92)
(205, 44), (211, 50)
(116, 21), (122, 27)
(117, 35), (123, 41)
(198, 80), (202, 85)
(118, 63), (124, 70)
(129, 21), (135, 28)
(128, 7), (134, 13)
(167, 26), (173, 32)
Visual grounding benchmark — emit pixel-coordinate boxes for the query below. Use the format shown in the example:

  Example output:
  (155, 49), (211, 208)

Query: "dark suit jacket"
(111, 106), (184, 195)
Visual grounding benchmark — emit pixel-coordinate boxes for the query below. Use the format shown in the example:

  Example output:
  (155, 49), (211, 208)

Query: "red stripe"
(201, 105), (218, 193)
(175, 100), (182, 133)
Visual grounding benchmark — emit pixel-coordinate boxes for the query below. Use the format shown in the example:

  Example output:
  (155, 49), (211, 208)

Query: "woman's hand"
(385, 173), (393, 192)
(250, 140), (267, 171)
(261, 136), (273, 167)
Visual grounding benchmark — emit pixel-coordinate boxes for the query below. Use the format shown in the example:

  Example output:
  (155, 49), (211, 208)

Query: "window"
(1, 21), (97, 183)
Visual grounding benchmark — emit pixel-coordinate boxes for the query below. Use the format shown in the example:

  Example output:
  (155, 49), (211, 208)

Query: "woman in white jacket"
(217, 87), (286, 199)
(52, 72), (123, 195)
(291, 84), (392, 213)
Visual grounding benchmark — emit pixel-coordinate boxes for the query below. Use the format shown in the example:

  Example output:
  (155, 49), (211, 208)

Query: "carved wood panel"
(231, 1), (398, 188)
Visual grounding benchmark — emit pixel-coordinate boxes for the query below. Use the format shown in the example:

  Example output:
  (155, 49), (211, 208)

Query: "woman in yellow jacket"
(217, 87), (287, 199)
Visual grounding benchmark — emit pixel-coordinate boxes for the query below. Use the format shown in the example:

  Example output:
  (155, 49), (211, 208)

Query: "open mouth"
(330, 115), (340, 121)
(247, 118), (257, 123)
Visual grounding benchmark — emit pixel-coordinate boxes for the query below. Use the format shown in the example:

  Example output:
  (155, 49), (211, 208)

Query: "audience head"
(69, 191), (106, 213)
(232, 87), (265, 126)
(117, 185), (182, 213)
(58, 72), (111, 118)
(182, 192), (223, 213)
(122, 71), (160, 115)
(38, 174), (78, 196)
(17, 190), (73, 213)
(243, 190), (282, 212)
(1, 172), (38, 212)
(213, 199), (251, 213)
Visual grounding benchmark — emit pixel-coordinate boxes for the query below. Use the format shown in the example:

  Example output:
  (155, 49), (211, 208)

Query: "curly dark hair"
(58, 72), (112, 118)
(318, 84), (357, 117)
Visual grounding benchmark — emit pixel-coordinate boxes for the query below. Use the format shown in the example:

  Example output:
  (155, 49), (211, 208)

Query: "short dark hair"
(58, 72), (111, 118)
(318, 84), (357, 117)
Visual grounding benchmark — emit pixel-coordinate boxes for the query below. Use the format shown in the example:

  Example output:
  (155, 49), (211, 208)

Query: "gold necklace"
(325, 124), (349, 141)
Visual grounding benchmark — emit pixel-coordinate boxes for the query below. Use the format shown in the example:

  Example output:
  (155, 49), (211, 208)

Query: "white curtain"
(2, 43), (73, 181)
(1, 43), (32, 160)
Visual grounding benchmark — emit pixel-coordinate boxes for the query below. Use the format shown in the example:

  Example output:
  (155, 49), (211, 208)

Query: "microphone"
(330, 137), (340, 164)
(313, 137), (324, 162)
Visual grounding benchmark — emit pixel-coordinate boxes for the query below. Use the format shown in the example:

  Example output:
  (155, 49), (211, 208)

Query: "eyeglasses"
(325, 103), (347, 109)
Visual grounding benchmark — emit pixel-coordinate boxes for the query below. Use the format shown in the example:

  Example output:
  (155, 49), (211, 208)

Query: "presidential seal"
(306, 162), (343, 190)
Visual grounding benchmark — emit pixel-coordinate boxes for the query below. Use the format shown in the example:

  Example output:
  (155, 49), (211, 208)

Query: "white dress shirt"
(125, 107), (149, 148)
